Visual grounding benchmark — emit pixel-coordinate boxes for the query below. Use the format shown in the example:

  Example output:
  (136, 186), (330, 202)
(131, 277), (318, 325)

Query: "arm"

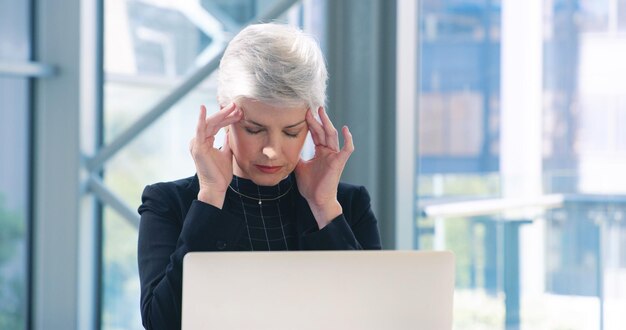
(295, 108), (380, 250)
(300, 186), (382, 250)
(137, 184), (242, 330)
(138, 102), (242, 329)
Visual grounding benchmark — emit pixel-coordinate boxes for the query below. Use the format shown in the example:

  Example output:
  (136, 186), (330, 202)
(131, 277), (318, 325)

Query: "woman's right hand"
(189, 103), (242, 208)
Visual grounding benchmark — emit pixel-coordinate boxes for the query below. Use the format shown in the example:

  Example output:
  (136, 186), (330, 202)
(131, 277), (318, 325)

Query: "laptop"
(182, 250), (455, 330)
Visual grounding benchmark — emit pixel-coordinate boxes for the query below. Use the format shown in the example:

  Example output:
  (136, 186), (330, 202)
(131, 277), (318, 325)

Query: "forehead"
(238, 99), (307, 126)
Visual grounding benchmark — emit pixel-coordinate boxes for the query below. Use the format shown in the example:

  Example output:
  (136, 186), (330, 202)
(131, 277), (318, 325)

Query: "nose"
(262, 147), (277, 159)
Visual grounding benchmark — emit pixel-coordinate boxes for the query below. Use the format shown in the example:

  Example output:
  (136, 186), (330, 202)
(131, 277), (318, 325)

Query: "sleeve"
(137, 184), (243, 330)
(300, 186), (382, 250)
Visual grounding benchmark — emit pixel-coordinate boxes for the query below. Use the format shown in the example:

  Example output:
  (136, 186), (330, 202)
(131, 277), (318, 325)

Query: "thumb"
(189, 137), (195, 154)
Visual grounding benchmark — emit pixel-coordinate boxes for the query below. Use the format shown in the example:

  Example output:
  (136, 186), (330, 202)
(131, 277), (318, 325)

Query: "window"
(417, 0), (626, 329)
(0, 0), (31, 328)
(101, 1), (305, 328)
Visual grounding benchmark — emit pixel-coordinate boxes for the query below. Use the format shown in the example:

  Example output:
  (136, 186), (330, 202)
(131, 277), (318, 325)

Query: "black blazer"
(137, 174), (381, 330)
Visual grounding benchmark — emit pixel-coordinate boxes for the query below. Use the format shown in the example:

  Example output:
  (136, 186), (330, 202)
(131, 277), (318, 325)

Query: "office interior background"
(1, 0), (625, 329)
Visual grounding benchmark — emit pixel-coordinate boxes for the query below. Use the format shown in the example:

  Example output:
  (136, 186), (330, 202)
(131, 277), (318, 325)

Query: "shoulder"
(139, 175), (199, 217)
(143, 175), (198, 198)
(336, 182), (372, 220)
(337, 182), (370, 202)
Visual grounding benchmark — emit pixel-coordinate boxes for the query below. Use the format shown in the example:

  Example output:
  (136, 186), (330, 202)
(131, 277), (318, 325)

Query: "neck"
(229, 174), (294, 205)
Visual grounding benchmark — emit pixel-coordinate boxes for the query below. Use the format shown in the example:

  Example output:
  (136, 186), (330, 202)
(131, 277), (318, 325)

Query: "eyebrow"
(244, 118), (306, 129)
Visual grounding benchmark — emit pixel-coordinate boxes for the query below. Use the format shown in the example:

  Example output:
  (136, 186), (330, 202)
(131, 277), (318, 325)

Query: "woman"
(137, 23), (381, 329)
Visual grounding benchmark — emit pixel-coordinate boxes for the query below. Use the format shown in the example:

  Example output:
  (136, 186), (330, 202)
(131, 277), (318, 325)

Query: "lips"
(255, 165), (282, 174)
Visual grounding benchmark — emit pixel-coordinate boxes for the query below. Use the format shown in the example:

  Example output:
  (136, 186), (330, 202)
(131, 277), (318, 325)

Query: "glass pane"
(102, 206), (142, 329)
(418, 1), (503, 327)
(0, 0), (30, 61)
(418, 0), (626, 329)
(0, 77), (29, 330)
(102, 1), (299, 328)
(0, 0), (31, 328)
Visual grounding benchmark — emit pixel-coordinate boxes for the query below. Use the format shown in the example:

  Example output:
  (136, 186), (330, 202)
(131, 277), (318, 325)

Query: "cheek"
(229, 129), (248, 157)
(284, 136), (307, 162)
(230, 128), (262, 159)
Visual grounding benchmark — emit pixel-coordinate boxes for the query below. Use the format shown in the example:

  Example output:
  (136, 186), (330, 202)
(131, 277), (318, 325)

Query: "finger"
(224, 105), (241, 118)
(196, 105), (207, 140)
(206, 103), (237, 136)
(210, 107), (242, 139)
(319, 107), (340, 151)
(306, 108), (326, 146)
(304, 109), (321, 146)
(339, 126), (354, 161)
(305, 109), (322, 146)
(219, 107), (243, 127)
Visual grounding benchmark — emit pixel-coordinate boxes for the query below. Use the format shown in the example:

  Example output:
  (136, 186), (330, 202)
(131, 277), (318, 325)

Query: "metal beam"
(87, 176), (140, 228)
(0, 61), (56, 78)
(86, 0), (301, 172)
(395, 0), (418, 249)
(32, 0), (81, 328)
(325, 0), (397, 248)
(421, 194), (565, 218)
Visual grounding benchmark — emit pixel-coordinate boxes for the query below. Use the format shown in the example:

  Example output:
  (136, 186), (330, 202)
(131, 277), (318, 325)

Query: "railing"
(419, 193), (626, 330)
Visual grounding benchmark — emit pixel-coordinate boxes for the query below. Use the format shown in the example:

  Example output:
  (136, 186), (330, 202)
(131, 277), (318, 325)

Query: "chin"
(248, 175), (282, 187)
(247, 167), (292, 186)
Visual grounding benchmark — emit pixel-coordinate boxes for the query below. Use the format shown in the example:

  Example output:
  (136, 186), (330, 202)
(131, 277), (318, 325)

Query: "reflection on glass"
(0, 1), (30, 325)
(418, 1), (626, 329)
(0, 194), (26, 330)
(102, 1), (296, 329)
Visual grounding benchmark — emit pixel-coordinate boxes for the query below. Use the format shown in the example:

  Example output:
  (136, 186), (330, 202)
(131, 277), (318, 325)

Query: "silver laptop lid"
(182, 250), (454, 330)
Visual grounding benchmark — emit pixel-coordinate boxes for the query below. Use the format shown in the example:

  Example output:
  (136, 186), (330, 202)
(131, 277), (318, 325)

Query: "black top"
(137, 173), (381, 330)
(228, 175), (297, 251)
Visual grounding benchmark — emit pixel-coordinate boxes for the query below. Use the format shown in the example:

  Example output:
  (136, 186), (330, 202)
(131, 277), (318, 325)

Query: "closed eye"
(244, 125), (300, 138)
(245, 127), (263, 134)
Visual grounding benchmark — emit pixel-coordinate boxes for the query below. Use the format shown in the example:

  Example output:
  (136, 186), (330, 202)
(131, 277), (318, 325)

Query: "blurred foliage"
(0, 194), (26, 329)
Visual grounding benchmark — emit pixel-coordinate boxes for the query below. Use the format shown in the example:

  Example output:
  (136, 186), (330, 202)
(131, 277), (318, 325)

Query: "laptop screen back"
(182, 250), (454, 330)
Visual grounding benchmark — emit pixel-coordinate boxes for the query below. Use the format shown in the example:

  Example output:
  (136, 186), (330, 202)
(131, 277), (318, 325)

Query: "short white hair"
(217, 23), (327, 111)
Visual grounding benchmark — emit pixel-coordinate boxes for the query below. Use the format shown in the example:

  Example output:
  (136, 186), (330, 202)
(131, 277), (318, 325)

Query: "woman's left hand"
(295, 107), (354, 228)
